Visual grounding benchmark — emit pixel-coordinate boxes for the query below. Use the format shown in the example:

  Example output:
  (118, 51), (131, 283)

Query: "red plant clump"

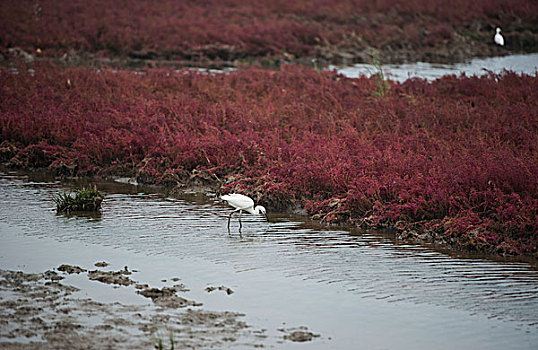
(1, 62), (537, 257)
(1, 0), (537, 63)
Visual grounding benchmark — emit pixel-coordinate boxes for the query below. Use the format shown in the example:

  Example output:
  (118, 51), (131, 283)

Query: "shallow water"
(1, 171), (537, 349)
(332, 53), (538, 82)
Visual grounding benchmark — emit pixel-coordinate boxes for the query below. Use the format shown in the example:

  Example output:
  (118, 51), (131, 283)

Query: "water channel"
(1, 170), (537, 349)
(331, 53), (538, 82)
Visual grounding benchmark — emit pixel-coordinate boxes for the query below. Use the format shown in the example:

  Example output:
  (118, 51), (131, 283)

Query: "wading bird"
(221, 193), (267, 231)
(494, 27), (504, 46)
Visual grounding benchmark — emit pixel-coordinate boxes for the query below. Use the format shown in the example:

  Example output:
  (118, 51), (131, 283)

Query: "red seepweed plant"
(1, 62), (537, 257)
(1, 0), (537, 63)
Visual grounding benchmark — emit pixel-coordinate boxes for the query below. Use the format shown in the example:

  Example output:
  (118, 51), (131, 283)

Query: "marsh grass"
(153, 329), (175, 350)
(4, 63), (537, 256)
(2, 0), (536, 63)
(370, 53), (390, 97)
(53, 186), (103, 213)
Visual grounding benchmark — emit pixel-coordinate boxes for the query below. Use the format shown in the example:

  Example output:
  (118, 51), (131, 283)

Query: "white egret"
(494, 27), (504, 46)
(220, 193), (267, 231)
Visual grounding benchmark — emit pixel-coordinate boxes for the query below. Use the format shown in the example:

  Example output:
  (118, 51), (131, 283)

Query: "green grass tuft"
(53, 185), (103, 213)
(370, 53), (390, 97)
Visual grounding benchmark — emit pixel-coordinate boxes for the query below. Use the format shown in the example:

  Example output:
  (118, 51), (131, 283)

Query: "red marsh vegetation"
(1, 0), (537, 65)
(1, 63), (537, 257)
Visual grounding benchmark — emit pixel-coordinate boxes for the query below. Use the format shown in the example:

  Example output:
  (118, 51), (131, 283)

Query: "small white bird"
(494, 27), (504, 46)
(221, 193), (267, 231)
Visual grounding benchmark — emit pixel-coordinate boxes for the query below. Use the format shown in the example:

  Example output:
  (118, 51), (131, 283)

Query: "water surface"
(1, 171), (537, 349)
(332, 53), (538, 82)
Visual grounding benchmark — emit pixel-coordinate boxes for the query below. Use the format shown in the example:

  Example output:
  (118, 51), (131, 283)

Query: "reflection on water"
(1, 171), (538, 348)
(332, 53), (538, 82)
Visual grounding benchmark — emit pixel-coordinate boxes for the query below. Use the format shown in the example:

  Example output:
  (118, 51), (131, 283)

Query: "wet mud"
(0, 265), (320, 348)
(87, 268), (135, 287)
(57, 264), (86, 274)
(281, 327), (321, 342)
(137, 286), (202, 308)
(205, 285), (235, 295)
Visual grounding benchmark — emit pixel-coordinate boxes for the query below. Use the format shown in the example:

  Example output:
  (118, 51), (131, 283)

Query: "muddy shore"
(0, 263), (319, 349)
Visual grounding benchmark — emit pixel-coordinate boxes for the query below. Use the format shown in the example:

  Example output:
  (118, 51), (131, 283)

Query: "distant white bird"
(221, 193), (267, 231)
(494, 27), (504, 46)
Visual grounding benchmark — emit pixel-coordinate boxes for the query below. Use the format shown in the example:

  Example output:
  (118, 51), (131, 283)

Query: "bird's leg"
(227, 210), (234, 233)
(238, 210), (243, 237)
